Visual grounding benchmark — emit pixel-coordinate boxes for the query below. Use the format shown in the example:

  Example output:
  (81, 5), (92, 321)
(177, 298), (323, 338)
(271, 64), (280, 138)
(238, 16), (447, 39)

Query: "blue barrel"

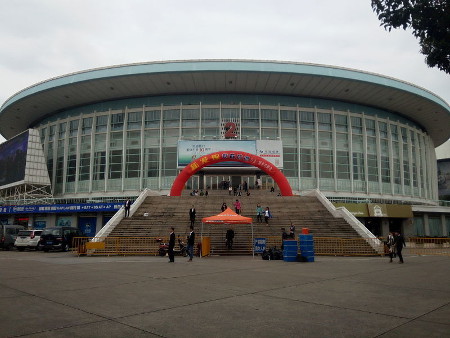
(298, 234), (315, 262)
(283, 240), (298, 262)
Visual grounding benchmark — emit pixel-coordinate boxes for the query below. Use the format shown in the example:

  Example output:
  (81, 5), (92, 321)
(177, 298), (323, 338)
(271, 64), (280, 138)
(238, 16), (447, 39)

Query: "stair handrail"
(303, 189), (382, 251)
(92, 188), (151, 242)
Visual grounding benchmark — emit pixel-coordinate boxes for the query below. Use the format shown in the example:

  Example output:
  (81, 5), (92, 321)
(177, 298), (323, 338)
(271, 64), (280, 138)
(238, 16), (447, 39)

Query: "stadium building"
(0, 60), (449, 237)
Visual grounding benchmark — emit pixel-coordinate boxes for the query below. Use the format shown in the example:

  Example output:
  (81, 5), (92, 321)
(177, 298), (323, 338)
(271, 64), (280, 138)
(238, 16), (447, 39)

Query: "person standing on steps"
(226, 227), (235, 250)
(256, 203), (263, 223)
(187, 225), (195, 261)
(264, 206), (272, 224)
(189, 205), (196, 226)
(168, 227), (175, 262)
(124, 198), (131, 217)
(221, 202), (227, 212)
(289, 222), (296, 239)
(234, 199), (241, 214)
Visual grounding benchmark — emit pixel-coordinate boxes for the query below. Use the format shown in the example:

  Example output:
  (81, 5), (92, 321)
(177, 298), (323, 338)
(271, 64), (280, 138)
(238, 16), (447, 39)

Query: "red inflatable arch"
(170, 150), (293, 196)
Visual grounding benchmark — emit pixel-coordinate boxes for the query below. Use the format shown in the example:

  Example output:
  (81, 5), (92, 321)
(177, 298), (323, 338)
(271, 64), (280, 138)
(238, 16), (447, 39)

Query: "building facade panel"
(33, 94), (437, 203)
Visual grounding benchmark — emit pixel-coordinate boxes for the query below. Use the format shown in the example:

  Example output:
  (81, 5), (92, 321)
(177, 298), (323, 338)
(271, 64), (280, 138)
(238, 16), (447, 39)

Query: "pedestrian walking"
(168, 227), (175, 263)
(386, 232), (395, 263)
(395, 232), (406, 263)
(187, 225), (195, 261)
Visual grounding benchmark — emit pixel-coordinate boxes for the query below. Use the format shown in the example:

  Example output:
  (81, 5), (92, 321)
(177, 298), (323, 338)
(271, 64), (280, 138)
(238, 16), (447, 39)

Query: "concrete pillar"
(402, 218), (414, 237)
(47, 214), (57, 228)
(423, 214), (430, 236)
(381, 219), (390, 238)
(96, 213), (103, 236)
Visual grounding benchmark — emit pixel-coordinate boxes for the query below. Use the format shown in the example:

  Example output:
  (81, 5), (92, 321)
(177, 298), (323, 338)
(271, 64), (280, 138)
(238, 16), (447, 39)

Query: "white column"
(104, 111), (111, 193)
(139, 106), (145, 191)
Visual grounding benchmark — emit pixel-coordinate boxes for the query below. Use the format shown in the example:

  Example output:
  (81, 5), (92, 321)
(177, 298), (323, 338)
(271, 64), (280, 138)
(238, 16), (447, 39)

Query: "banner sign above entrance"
(177, 140), (283, 168)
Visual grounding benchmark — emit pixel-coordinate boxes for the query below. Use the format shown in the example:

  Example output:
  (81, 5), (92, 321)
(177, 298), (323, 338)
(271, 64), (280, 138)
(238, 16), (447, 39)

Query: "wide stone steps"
(105, 193), (376, 255)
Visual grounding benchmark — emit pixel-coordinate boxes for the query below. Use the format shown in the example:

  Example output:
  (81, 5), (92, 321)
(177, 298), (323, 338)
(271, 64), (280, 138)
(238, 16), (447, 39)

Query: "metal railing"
(73, 236), (163, 256)
(406, 237), (450, 256)
(303, 189), (382, 251)
(72, 236), (450, 257)
(92, 188), (151, 242)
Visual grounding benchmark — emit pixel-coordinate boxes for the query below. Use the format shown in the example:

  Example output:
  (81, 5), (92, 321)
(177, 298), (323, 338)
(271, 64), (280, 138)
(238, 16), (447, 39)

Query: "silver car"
(14, 229), (43, 251)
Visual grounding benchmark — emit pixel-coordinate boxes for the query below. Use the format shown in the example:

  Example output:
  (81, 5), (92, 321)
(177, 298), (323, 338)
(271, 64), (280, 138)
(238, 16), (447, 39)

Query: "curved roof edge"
(2, 59), (449, 110)
(1, 59), (449, 145)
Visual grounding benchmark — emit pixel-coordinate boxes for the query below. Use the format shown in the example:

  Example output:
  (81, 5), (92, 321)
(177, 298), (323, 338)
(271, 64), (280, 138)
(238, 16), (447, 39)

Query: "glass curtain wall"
(37, 100), (436, 202)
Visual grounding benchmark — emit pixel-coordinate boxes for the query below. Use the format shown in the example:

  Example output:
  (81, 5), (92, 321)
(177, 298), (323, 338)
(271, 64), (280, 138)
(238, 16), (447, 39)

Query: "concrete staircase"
(105, 189), (378, 256)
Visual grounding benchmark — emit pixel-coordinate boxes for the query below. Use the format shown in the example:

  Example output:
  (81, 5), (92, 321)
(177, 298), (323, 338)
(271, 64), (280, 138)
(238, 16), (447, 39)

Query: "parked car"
(14, 229), (43, 251)
(0, 224), (26, 250)
(39, 227), (85, 252)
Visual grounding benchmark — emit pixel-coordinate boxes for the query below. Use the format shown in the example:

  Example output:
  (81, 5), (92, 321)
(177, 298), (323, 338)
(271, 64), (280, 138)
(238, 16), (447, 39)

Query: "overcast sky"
(0, 0), (449, 149)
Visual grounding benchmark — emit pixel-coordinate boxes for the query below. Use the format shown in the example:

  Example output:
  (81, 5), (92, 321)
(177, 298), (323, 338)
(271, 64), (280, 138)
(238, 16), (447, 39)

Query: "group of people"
(281, 223), (296, 240)
(256, 203), (272, 224)
(190, 189), (208, 197)
(228, 183), (251, 197)
(167, 225), (196, 263)
(386, 231), (406, 263)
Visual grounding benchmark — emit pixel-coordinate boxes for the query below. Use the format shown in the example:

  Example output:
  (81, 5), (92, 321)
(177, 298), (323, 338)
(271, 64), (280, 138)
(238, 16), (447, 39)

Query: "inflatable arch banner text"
(170, 150), (293, 196)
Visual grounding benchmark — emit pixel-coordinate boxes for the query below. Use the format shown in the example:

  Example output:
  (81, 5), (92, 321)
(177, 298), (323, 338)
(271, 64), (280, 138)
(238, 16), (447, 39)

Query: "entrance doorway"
(186, 176), (200, 191)
(364, 218), (382, 237)
(389, 219), (403, 234)
(183, 174), (276, 192)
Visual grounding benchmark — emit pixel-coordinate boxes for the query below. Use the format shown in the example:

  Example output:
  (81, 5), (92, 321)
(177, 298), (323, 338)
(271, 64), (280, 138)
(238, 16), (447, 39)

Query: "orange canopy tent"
(201, 208), (255, 257)
(202, 208), (252, 224)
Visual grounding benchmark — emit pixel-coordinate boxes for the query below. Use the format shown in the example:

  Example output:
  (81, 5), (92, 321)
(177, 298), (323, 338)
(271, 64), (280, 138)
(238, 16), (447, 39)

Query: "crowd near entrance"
(185, 174), (277, 192)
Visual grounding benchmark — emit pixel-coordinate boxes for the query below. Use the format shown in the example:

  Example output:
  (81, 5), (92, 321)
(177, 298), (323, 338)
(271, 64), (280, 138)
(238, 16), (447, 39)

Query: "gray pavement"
(0, 251), (449, 338)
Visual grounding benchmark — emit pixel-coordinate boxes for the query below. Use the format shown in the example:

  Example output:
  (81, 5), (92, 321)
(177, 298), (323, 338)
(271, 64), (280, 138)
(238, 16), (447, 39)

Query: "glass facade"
(37, 97), (437, 202)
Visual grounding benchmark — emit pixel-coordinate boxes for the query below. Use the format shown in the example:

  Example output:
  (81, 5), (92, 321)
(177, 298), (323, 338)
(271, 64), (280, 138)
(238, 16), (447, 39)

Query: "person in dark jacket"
(124, 199), (132, 217)
(168, 227), (175, 262)
(189, 205), (196, 226)
(226, 227), (235, 250)
(187, 225), (195, 261)
(394, 232), (406, 263)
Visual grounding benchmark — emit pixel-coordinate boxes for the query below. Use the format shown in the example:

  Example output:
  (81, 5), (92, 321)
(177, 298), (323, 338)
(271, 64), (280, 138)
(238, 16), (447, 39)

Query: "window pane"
(163, 109), (180, 128)
(111, 113), (124, 131)
(109, 150), (122, 179)
(82, 117), (93, 135)
(127, 111), (142, 130)
(145, 110), (161, 128)
(96, 115), (108, 132)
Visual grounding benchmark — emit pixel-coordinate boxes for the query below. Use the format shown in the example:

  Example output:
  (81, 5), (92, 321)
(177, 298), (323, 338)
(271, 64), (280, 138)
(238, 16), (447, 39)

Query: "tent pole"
(200, 222), (203, 259)
(252, 222), (254, 258)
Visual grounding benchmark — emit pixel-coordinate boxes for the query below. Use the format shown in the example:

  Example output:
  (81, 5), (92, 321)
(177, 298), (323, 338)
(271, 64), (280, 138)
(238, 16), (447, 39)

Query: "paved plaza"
(0, 251), (449, 337)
